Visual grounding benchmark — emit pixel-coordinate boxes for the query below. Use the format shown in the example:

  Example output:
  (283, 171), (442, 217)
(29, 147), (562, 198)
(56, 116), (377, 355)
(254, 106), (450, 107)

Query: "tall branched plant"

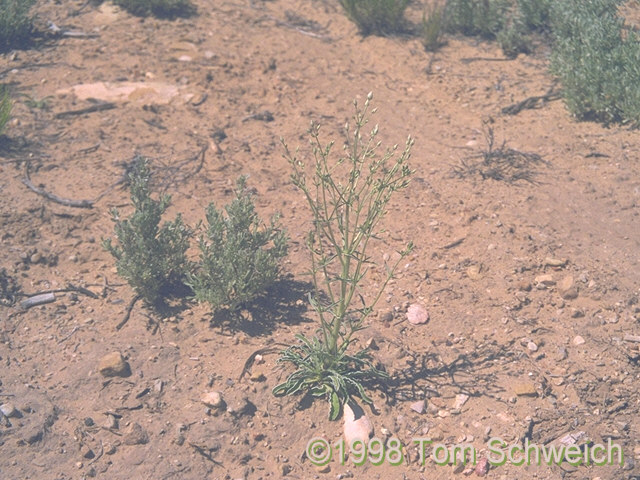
(274, 93), (414, 419)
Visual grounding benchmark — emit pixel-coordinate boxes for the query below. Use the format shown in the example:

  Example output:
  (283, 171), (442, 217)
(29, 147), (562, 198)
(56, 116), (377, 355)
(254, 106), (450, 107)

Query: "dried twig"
(115, 295), (141, 331)
(55, 102), (116, 119)
(238, 344), (288, 381)
(58, 326), (79, 344)
(502, 90), (562, 115)
(20, 284), (99, 299)
(22, 160), (94, 208)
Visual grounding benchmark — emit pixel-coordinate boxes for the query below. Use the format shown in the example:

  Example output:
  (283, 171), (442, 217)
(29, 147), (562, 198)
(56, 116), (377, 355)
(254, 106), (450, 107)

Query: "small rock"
(407, 304), (429, 325)
(154, 379), (163, 393)
(573, 335), (585, 345)
(556, 346), (568, 361)
(452, 462), (465, 474)
(105, 414), (119, 430)
(200, 391), (225, 409)
(228, 397), (256, 417)
(0, 403), (20, 418)
(545, 257), (566, 268)
(80, 445), (95, 459)
(516, 281), (532, 292)
(250, 369), (267, 382)
(514, 382), (538, 397)
(527, 341), (538, 352)
(410, 400), (426, 414)
(365, 338), (379, 350)
(316, 464), (331, 473)
(281, 464), (292, 476)
(344, 403), (373, 447)
(571, 308), (584, 318)
(534, 274), (555, 287)
(558, 275), (578, 300)
(98, 352), (131, 377)
(466, 264), (482, 280)
(84, 417), (94, 427)
(453, 394), (469, 410)
(104, 444), (117, 455)
(475, 457), (490, 476)
(124, 423), (149, 445)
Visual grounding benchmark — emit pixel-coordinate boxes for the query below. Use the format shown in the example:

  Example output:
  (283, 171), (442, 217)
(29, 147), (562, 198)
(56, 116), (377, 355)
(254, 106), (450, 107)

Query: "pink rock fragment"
(410, 400), (426, 414)
(407, 303), (429, 325)
(475, 457), (489, 476)
(343, 403), (374, 447)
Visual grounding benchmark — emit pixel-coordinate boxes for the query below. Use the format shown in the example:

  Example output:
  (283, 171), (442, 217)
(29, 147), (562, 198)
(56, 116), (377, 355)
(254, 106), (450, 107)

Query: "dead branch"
(55, 102), (116, 119)
(502, 90), (562, 115)
(115, 295), (141, 331)
(238, 344), (288, 381)
(22, 160), (94, 208)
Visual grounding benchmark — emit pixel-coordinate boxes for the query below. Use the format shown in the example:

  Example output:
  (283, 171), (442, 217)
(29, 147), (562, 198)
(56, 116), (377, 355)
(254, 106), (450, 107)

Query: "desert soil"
(1, 1), (640, 479)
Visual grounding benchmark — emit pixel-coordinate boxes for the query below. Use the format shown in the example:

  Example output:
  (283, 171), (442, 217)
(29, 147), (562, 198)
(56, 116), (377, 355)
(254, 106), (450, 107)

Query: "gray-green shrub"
(0, 85), (11, 135)
(0, 0), (36, 51)
(551, 0), (640, 126)
(103, 157), (192, 306)
(187, 176), (288, 314)
(113, 0), (194, 18)
(339, 0), (409, 35)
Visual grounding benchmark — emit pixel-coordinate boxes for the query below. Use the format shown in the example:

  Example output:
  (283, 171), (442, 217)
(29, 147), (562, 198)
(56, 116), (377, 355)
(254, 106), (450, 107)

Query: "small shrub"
(516, 0), (551, 30)
(0, 0), (36, 51)
(187, 176), (288, 314)
(113, 0), (194, 18)
(551, 0), (640, 126)
(497, 17), (529, 57)
(339, 0), (409, 35)
(103, 157), (192, 307)
(274, 93), (414, 419)
(443, 0), (551, 56)
(0, 85), (11, 135)
(422, 1), (446, 51)
(444, 0), (511, 38)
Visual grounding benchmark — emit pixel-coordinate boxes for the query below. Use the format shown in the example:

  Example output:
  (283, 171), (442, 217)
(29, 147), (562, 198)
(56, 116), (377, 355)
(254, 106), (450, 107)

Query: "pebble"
(200, 391), (225, 409)
(466, 264), (482, 280)
(534, 274), (555, 287)
(98, 352), (131, 377)
(558, 275), (578, 300)
(250, 369), (267, 382)
(453, 394), (469, 410)
(344, 403), (374, 447)
(124, 423), (149, 445)
(407, 303), (429, 325)
(571, 308), (584, 318)
(105, 414), (119, 429)
(410, 400), (426, 414)
(475, 457), (490, 476)
(80, 445), (95, 459)
(513, 382), (537, 397)
(0, 403), (20, 418)
(316, 464), (330, 473)
(573, 335), (586, 345)
(527, 341), (538, 352)
(544, 257), (566, 267)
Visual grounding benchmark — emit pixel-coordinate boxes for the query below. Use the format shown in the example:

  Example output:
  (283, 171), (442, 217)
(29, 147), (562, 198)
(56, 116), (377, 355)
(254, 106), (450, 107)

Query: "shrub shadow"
(209, 275), (313, 336)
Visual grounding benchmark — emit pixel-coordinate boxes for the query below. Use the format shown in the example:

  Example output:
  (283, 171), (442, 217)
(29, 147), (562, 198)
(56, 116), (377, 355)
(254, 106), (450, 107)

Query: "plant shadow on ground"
(0, 135), (36, 163)
(383, 338), (519, 405)
(452, 122), (550, 184)
(208, 275), (313, 337)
